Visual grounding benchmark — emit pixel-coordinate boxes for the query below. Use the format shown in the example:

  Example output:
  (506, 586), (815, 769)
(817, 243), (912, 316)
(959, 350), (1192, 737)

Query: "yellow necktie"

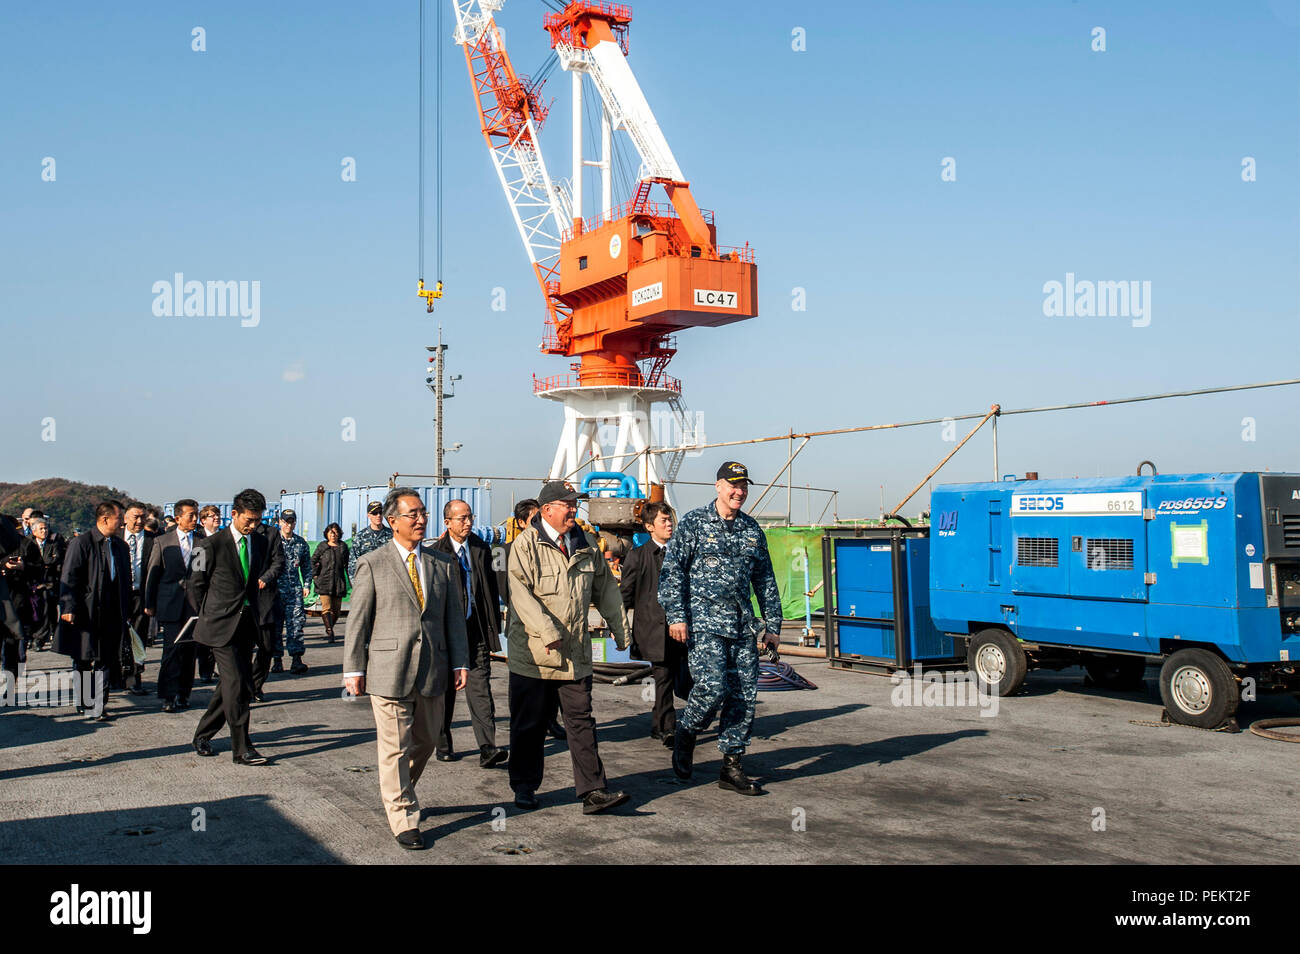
(407, 552), (424, 609)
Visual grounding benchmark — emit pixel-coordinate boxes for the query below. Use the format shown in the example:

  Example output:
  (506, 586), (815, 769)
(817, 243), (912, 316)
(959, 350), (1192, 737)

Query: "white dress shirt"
(539, 518), (567, 550)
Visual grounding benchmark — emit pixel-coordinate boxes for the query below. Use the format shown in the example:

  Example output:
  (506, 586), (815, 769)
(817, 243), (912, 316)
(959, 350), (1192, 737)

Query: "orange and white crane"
(450, 0), (758, 490)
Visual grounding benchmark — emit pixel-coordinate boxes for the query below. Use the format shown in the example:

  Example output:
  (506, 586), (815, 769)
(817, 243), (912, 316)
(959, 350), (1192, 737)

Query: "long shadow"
(248, 722), (374, 760)
(599, 729), (988, 808)
(0, 794), (345, 864)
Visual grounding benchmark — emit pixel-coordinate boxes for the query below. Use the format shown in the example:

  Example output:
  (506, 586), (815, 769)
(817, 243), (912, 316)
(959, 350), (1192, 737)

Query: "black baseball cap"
(538, 480), (588, 505)
(366, 501), (383, 515)
(280, 509), (297, 523)
(717, 461), (753, 484)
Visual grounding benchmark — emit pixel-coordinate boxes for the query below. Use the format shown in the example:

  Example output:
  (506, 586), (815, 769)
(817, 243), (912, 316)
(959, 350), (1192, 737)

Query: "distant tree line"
(0, 478), (158, 533)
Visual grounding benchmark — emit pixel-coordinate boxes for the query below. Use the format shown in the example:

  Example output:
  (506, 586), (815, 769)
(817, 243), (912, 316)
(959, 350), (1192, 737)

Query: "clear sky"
(2, 0), (1297, 522)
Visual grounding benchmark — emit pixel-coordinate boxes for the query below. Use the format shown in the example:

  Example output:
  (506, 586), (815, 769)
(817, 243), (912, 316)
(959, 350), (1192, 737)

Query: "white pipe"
(601, 106), (611, 215)
(572, 70), (582, 224)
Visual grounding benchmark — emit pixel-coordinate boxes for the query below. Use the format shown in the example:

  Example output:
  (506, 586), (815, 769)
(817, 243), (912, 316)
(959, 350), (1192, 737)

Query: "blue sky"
(2, 0), (1296, 522)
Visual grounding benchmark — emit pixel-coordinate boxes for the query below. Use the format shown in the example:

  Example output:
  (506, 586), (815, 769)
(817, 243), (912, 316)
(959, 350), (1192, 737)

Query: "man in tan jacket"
(507, 481), (629, 814)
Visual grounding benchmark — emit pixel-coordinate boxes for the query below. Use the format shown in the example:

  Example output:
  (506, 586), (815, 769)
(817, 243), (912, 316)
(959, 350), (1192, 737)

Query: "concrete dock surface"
(2, 618), (1297, 865)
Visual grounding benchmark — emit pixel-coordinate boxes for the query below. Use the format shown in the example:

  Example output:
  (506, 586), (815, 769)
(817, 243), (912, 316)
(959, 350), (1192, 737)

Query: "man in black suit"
(29, 516), (65, 650)
(427, 499), (507, 768)
(189, 489), (271, 765)
(56, 501), (132, 721)
(619, 502), (684, 746)
(194, 505), (222, 683)
(117, 501), (156, 695)
(145, 498), (201, 712)
(250, 520), (285, 701)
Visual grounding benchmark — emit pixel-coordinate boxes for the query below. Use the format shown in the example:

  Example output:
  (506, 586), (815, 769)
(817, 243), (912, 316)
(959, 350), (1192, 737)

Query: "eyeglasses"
(447, 514), (473, 522)
(395, 510), (428, 521)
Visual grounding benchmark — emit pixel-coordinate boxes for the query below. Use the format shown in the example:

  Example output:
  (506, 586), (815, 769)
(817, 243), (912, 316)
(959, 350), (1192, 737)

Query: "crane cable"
(417, 0), (443, 312)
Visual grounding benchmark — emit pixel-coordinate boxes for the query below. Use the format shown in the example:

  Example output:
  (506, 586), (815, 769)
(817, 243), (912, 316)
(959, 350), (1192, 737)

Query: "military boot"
(672, 728), (697, 780)
(718, 754), (763, 795)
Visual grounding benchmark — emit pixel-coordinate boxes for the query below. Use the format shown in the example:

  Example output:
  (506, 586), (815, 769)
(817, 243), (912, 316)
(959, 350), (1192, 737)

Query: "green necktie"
(239, 536), (249, 580)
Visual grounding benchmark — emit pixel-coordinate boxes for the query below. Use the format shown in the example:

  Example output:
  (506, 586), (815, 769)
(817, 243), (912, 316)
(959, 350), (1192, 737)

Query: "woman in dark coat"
(311, 523), (349, 642)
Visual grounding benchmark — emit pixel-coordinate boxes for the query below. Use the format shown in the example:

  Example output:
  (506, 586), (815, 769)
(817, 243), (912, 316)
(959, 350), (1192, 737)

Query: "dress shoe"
(270, 657), (284, 674)
(479, 745), (508, 768)
(718, 754), (763, 796)
(513, 789), (539, 810)
(177, 697), (190, 710)
(200, 674), (216, 684)
(161, 698), (177, 713)
(394, 828), (425, 850)
(650, 727), (664, 741)
(193, 739), (215, 757)
(253, 690), (266, 703)
(92, 712), (113, 723)
(661, 730), (676, 749)
(435, 750), (458, 763)
(290, 655), (308, 675)
(232, 750), (269, 766)
(581, 789), (629, 815)
(672, 728), (697, 780)
(546, 718), (566, 740)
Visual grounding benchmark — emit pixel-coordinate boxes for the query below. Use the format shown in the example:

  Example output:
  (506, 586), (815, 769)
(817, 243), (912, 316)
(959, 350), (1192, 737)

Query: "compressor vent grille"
(1283, 515), (1300, 548)
(1086, 537), (1134, 570)
(1016, 536), (1059, 567)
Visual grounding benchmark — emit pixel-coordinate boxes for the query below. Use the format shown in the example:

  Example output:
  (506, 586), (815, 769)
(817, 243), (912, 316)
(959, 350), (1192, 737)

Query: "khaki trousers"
(369, 690), (441, 835)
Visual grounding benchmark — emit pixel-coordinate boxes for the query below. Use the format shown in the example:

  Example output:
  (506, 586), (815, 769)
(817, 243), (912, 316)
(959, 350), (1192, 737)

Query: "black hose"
(758, 661), (818, 691)
(1249, 717), (1300, 742)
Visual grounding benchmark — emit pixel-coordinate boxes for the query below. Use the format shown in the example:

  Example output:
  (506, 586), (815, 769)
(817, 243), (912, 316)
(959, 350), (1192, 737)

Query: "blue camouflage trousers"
(277, 590), (306, 656)
(678, 631), (758, 755)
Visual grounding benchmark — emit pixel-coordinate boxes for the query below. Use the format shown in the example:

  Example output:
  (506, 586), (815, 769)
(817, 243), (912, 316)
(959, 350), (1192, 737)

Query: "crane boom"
(451, 0), (573, 352)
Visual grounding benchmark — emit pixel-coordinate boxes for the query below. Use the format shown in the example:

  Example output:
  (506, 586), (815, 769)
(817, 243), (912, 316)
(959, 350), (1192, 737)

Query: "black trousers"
(649, 637), (687, 735)
(508, 672), (605, 798)
(117, 588), (146, 685)
(196, 644), (215, 680)
(156, 618), (196, 703)
(432, 635), (496, 752)
(1, 635), (25, 679)
(194, 610), (257, 757)
(251, 620), (277, 693)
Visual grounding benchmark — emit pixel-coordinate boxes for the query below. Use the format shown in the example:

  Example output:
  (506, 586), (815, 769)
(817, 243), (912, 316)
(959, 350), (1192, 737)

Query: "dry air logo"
(936, 510), (958, 536)
(50, 884), (151, 934)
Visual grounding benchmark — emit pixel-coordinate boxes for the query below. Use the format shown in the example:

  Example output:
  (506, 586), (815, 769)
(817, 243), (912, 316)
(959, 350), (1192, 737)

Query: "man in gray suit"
(343, 487), (469, 851)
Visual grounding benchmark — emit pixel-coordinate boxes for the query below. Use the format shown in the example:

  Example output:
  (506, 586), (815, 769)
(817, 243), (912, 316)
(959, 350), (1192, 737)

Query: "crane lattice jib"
(452, 0), (572, 353)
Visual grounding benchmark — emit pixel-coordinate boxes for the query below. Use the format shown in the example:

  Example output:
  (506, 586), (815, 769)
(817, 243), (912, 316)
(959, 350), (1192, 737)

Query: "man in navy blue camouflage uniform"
(658, 461), (782, 796)
(349, 501), (393, 578)
(274, 510), (313, 675)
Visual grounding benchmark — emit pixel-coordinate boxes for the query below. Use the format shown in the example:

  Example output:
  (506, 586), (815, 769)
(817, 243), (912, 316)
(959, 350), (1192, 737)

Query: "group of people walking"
(3, 459), (784, 853)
